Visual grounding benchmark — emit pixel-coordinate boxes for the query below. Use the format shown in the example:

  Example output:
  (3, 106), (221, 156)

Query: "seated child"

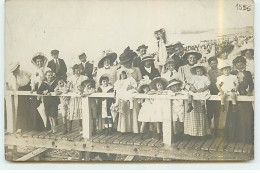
(167, 79), (187, 142)
(137, 77), (153, 140)
(37, 70), (60, 133)
(54, 78), (70, 134)
(97, 75), (114, 135)
(161, 59), (179, 82)
(217, 61), (239, 112)
(114, 69), (137, 109)
(81, 79), (97, 135)
(187, 64), (211, 113)
(148, 77), (169, 140)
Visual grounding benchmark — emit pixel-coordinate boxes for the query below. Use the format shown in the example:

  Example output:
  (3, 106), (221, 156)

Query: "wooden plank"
(15, 148), (48, 161)
(201, 138), (215, 151)
(185, 139), (198, 149)
(224, 142), (237, 152)
(107, 133), (123, 144)
(218, 139), (229, 152)
(113, 134), (129, 144)
(234, 143), (245, 153)
(148, 138), (160, 147)
(67, 127), (81, 141)
(5, 95), (16, 133)
(82, 97), (92, 139)
(154, 140), (164, 147)
(162, 99), (172, 145)
(124, 155), (135, 161)
(141, 138), (153, 146)
(99, 132), (120, 143)
(93, 133), (108, 143)
(177, 139), (190, 149)
(209, 138), (223, 151)
(126, 134), (141, 145)
(120, 133), (136, 145)
(133, 134), (147, 146)
(243, 144), (253, 154)
(193, 139), (205, 150)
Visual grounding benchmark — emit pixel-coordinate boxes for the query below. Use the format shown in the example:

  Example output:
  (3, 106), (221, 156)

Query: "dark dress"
(37, 80), (60, 118)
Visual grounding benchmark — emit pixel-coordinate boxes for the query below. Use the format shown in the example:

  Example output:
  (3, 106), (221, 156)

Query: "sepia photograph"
(4, 0), (254, 162)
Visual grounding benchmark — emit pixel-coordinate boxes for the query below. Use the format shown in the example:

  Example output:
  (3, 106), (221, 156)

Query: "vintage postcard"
(4, 0), (254, 162)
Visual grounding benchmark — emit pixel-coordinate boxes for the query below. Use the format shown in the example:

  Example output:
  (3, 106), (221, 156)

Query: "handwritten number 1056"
(236, 3), (251, 11)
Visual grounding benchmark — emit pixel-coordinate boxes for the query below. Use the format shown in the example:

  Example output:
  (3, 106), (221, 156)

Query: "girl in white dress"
(187, 64), (211, 113)
(148, 77), (169, 139)
(154, 28), (167, 73)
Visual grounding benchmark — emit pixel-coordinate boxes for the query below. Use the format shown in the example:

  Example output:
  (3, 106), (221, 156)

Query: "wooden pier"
(4, 91), (254, 161)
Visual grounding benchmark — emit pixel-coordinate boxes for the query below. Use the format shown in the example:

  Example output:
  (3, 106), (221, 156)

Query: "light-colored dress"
(138, 98), (154, 122)
(216, 74), (238, 95)
(168, 90), (187, 122)
(54, 85), (70, 118)
(189, 75), (211, 100)
(157, 39), (167, 66)
(67, 75), (88, 120)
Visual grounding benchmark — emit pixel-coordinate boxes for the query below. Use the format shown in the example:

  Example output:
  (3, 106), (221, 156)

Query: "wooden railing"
(5, 91), (254, 145)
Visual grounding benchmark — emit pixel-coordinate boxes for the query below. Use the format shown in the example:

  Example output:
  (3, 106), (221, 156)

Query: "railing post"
(82, 96), (92, 139)
(163, 98), (172, 145)
(5, 94), (16, 133)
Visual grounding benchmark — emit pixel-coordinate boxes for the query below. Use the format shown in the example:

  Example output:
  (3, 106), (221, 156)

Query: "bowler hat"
(136, 44), (148, 52)
(98, 50), (117, 68)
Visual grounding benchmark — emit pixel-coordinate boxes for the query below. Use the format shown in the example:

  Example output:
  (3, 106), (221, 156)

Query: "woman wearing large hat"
(96, 50), (117, 86)
(139, 54), (160, 80)
(178, 50), (211, 138)
(112, 46), (142, 133)
(240, 44), (254, 77)
(6, 61), (37, 133)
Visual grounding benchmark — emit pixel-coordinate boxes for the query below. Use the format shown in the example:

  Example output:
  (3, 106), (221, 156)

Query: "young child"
(161, 59), (179, 82)
(114, 69), (137, 109)
(148, 77), (169, 140)
(187, 64), (211, 113)
(81, 79), (97, 135)
(97, 75), (114, 135)
(37, 70), (60, 133)
(167, 79), (186, 142)
(137, 77), (153, 140)
(67, 64), (88, 133)
(217, 61), (239, 112)
(54, 78), (70, 134)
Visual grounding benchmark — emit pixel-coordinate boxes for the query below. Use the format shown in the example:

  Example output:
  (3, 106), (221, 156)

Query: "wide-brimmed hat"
(32, 52), (47, 63)
(190, 63), (207, 75)
(99, 74), (110, 85)
(119, 46), (137, 64)
(172, 42), (184, 50)
(183, 51), (202, 60)
(8, 61), (20, 72)
(215, 44), (234, 58)
(150, 77), (169, 90)
(98, 50), (117, 68)
(136, 44), (148, 52)
(233, 56), (247, 65)
(137, 76), (151, 93)
(218, 61), (232, 70)
(81, 79), (95, 88)
(51, 49), (59, 55)
(166, 79), (183, 89)
(141, 54), (155, 62)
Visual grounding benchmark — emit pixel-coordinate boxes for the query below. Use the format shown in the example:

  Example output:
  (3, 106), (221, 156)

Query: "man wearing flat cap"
(133, 44), (148, 69)
(47, 49), (68, 81)
(78, 52), (94, 79)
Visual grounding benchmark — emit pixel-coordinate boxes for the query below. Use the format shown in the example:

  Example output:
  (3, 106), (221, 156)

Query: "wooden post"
(5, 94), (16, 133)
(82, 96), (92, 139)
(163, 99), (172, 145)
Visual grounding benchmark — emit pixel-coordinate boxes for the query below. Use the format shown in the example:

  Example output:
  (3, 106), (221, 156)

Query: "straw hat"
(190, 63), (207, 75)
(98, 50), (117, 68)
(218, 61), (232, 70)
(8, 61), (20, 72)
(166, 79), (183, 89)
(141, 54), (155, 62)
(183, 51), (202, 60)
(150, 77), (169, 90)
(32, 52), (47, 63)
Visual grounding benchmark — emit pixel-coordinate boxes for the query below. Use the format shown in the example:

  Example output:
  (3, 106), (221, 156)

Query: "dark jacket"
(140, 65), (160, 80)
(37, 80), (60, 105)
(47, 58), (67, 81)
(79, 62), (94, 79)
(231, 70), (254, 95)
(133, 56), (143, 69)
(169, 54), (187, 71)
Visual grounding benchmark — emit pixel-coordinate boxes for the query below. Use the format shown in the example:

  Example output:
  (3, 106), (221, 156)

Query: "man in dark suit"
(78, 52), (94, 79)
(139, 54), (160, 80)
(168, 42), (188, 71)
(133, 44), (148, 69)
(47, 50), (67, 81)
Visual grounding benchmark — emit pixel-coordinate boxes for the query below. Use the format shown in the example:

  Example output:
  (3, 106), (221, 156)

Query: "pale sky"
(5, 0), (254, 72)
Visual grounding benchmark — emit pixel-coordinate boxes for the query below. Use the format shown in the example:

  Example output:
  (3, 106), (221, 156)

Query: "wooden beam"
(163, 99), (172, 145)
(82, 97), (92, 139)
(124, 155), (135, 161)
(15, 148), (48, 161)
(5, 95), (16, 133)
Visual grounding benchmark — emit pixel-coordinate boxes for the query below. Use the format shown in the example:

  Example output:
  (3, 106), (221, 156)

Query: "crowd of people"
(6, 28), (254, 144)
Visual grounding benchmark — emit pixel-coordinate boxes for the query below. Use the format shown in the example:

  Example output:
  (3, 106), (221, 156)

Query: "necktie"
(55, 59), (60, 74)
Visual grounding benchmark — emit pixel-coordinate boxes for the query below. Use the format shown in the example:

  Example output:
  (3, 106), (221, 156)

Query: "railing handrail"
(5, 90), (255, 102)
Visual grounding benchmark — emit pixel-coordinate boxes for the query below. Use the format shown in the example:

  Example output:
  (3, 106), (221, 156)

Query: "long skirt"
(69, 97), (82, 121)
(184, 100), (211, 136)
(117, 99), (139, 133)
